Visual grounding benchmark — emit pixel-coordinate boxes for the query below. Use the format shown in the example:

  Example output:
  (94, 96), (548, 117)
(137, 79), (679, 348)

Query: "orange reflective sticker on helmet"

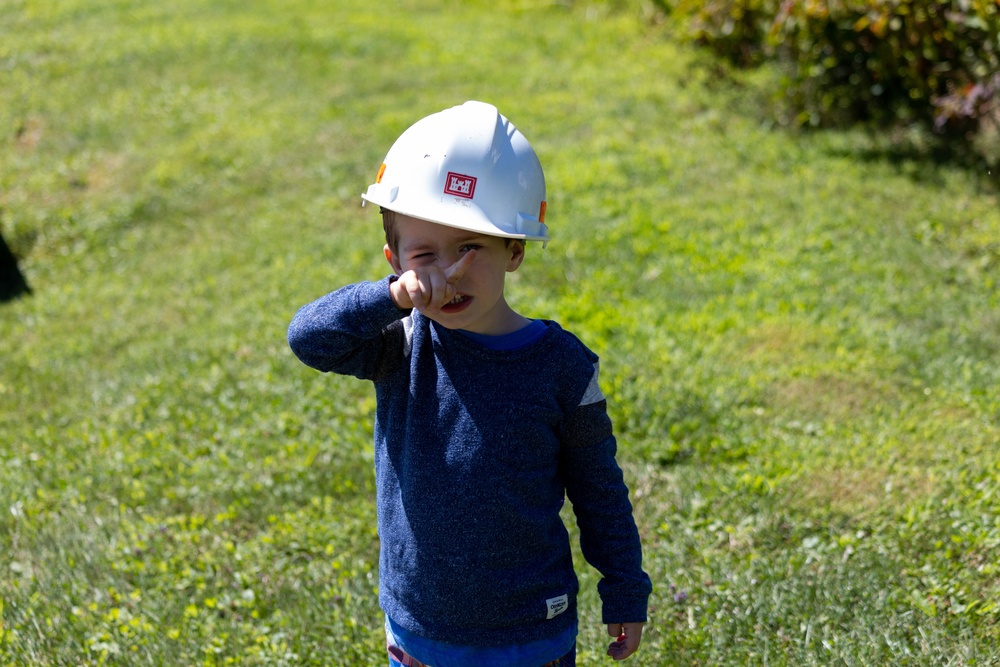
(376, 163), (387, 184)
(539, 201), (547, 223)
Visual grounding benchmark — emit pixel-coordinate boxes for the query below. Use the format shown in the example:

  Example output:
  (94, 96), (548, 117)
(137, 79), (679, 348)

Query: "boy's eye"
(460, 244), (481, 252)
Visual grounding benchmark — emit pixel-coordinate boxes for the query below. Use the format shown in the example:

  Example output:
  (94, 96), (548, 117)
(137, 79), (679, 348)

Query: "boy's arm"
(287, 276), (409, 380)
(559, 381), (652, 644)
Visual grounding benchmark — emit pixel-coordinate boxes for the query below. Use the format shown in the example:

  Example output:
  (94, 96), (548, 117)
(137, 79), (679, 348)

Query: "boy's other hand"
(390, 250), (476, 314)
(606, 622), (644, 661)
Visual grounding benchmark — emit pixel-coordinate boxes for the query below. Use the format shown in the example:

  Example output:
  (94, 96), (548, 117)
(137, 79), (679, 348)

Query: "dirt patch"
(788, 464), (937, 518)
(14, 117), (43, 151)
(743, 320), (835, 365)
(769, 374), (897, 422)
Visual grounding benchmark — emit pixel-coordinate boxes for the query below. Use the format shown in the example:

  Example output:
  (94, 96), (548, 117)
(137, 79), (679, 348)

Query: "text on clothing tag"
(546, 594), (569, 620)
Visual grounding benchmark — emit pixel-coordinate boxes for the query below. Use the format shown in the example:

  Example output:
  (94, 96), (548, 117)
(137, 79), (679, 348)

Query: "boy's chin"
(431, 317), (462, 330)
(422, 311), (466, 330)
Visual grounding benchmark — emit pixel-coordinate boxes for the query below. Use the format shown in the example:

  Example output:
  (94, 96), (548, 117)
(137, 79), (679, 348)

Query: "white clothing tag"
(546, 594), (569, 620)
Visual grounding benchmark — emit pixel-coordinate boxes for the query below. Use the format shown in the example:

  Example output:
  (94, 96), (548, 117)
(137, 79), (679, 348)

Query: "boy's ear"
(506, 240), (526, 273)
(384, 244), (403, 275)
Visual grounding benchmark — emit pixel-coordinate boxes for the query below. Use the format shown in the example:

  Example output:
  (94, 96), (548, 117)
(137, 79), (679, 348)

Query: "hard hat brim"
(362, 187), (549, 242)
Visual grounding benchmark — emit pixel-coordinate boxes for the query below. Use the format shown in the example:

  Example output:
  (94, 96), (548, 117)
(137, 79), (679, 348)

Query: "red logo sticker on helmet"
(444, 172), (477, 199)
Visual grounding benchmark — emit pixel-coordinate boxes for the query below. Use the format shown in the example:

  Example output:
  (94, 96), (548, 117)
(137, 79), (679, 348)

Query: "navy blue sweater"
(287, 277), (651, 647)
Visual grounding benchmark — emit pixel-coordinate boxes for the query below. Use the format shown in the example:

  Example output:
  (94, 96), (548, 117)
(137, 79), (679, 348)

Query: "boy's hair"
(381, 208), (401, 253)
(381, 207), (522, 253)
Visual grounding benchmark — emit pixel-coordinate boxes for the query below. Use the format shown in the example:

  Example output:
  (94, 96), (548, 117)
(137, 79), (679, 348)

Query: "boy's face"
(384, 214), (526, 335)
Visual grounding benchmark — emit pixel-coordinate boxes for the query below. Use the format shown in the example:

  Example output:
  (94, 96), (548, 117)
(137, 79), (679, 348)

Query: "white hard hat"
(362, 101), (549, 242)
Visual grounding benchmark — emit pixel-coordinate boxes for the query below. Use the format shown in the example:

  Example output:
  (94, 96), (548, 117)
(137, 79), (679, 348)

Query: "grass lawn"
(2, 0), (999, 664)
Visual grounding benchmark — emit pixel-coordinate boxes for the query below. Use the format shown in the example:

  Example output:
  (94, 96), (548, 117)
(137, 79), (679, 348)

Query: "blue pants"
(388, 643), (576, 667)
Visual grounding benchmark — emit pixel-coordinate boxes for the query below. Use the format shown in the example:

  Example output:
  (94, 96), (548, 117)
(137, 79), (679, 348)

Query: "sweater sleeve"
(559, 366), (652, 624)
(287, 276), (409, 381)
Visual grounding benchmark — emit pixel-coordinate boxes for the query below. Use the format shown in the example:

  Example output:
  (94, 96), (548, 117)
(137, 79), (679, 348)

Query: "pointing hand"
(390, 250), (476, 314)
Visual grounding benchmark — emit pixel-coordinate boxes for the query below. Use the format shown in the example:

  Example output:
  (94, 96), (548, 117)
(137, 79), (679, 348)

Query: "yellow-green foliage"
(668, 0), (1000, 149)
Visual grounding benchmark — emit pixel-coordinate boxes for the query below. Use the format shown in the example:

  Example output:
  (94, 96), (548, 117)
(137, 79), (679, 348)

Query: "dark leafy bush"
(669, 0), (781, 67)
(669, 0), (1000, 147)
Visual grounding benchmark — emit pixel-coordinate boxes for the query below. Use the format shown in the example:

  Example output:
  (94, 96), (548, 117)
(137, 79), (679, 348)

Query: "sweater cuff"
(601, 593), (650, 625)
(385, 275), (413, 315)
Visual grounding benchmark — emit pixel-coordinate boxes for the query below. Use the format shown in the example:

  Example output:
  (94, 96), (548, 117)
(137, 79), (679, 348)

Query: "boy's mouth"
(441, 293), (471, 313)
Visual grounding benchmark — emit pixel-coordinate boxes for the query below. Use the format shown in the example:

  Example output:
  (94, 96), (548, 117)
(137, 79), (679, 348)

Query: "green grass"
(2, 0), (999, 664)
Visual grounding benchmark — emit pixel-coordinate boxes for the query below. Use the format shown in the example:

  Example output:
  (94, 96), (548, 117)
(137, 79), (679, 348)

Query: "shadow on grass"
(692, 57), (1000, 194)
(828, 129), (1000, 194)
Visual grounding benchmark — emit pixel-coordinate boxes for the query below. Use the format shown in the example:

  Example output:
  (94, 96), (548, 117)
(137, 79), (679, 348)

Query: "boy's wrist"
(388, 275), (412, 311)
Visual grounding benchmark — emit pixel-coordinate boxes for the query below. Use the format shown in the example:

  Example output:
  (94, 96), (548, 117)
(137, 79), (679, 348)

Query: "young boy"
(288, 101), (652, 666)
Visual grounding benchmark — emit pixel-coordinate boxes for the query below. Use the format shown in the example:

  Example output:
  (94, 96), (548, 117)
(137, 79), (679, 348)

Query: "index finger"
(444, 249), (477, 283)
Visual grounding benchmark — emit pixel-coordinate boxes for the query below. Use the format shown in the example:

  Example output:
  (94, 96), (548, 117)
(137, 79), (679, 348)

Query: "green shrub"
(669, 0), (780, 67)
(669, 0), (1000, 147)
